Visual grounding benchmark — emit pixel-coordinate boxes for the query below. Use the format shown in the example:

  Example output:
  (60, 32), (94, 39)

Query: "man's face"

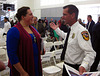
(87, 16), (90, 21)
(23, 9), (34, 25)
(4, 18), (7, 22)
(45, 17), (46, 20)
(51, 18), (53, 21)
(33, 17), (37, 24)
(62, 8), (72, 26)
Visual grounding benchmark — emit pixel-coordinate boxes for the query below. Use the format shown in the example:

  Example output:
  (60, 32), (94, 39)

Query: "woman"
(7, 6), (44, 76)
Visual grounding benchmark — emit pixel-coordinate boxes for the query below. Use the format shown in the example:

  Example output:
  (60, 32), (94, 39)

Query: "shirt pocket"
(68, 34), (76, 45)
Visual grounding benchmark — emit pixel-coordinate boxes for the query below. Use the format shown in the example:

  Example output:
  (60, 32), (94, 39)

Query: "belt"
(64, 62), (80, 70)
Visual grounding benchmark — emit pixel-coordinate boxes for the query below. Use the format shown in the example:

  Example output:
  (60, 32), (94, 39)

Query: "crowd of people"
(0, 4), (100, 76)
(2, 12), (95, 43)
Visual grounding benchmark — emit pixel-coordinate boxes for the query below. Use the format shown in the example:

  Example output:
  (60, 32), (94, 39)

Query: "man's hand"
(79, 66), (86, 75)
(50, 22), (59, 30)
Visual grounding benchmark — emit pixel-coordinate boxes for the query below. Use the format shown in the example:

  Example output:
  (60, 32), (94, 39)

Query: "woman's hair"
(15, 6), (30, 21)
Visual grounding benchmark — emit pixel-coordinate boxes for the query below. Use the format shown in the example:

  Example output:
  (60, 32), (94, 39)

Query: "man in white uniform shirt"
(3, 17), (11, 35)
(50, 4), (96, 76)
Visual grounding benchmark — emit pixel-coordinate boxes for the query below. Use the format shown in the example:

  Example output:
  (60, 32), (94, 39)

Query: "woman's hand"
(20, 71), (29, 76)
(13, 63), (29, 76)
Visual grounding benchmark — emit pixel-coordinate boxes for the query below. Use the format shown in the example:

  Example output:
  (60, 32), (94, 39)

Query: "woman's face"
(23, 9), (34, 25)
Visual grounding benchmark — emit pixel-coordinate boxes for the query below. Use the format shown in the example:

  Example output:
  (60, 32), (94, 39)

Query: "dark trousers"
(90, 54), (100, 71)
(62, 62), (80, 76)
(62, 65), (69, 76)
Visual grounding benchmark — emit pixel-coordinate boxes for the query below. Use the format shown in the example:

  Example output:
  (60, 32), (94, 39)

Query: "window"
(40, 0), (64, 6)
(78, 5), (100, 23)
(5, 0), (17, 17)
(70, 0), (87, 2)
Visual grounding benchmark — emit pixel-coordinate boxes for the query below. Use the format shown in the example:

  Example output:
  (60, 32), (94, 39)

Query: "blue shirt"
(7, 27), (39, 76)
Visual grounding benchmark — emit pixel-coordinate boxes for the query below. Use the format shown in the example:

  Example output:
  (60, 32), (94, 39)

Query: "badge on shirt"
(81, 31), (89, 41)
(72, 33), (75, 39)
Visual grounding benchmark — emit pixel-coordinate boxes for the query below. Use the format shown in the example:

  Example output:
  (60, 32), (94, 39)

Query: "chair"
(43, 66), (61, 76)
(54, 41), (63, 47)
(54, 41), (63, 50)
(42, 37), (47, 41)
(0, 29), (6, 42)
(41, 52), (52, 67)
(44, 41), (54, 52)
(53, 41), (63, 62)
(42, 52), (61, 76)
(54, 49), (62, 60)
(0, 66), (10, 76)
(0, 41), (6, 46)
(0, 41), (6, 49)
(56, 62), (64, 69)
(53, 49), (64, 75)
(62, 40), (65, 45)
(0, 48), (8, 62)
(54, 50), (64, 69)
(3, 61), (8, 67)
(0, 29), (3, 38)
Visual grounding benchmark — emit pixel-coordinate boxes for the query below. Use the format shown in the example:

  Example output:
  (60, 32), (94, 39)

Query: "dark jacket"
(60, 24), (69, 33)
(90, 22), (100, 71)
(38, 23), (45, 37)
(86, 20), (95, 39)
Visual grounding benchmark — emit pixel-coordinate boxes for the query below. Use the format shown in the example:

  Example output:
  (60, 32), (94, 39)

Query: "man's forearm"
(55, 28), (67, 39)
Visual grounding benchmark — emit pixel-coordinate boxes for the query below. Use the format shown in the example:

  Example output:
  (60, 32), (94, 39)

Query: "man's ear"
(71, 13), (75, 19)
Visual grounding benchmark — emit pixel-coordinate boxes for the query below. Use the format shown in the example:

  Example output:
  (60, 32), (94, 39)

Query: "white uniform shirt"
(88, 22), (91, 29)
(4, 21), (11, 33)
(55, 21), (96, 71)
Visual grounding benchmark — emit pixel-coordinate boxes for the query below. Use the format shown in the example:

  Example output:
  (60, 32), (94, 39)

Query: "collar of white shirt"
(70, 21), (79, 31)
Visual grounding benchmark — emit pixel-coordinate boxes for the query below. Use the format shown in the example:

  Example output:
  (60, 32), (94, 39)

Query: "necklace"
(32, 34), (36, 43)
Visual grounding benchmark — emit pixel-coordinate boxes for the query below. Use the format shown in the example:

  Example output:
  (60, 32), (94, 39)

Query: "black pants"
(62, 62), (80, 76)
(90, 54), (100, 71)
(62, 65), (69, 76)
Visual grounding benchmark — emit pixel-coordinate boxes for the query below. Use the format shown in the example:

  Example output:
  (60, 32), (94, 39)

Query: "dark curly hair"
(15, 6), (30, 21)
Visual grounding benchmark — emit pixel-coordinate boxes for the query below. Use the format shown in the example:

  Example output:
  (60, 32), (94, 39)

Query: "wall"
(17, 0), (34, 10)
(33, 0), (100, 18)
(40, 0), (100, 9)
(5, 0), (34, 13)
(41, 7), (63, 22)
(69, 0), (100, 5)
(34, 0), (100, 9)
(33, 9), (41, 19)
(1, 0), (100, 20)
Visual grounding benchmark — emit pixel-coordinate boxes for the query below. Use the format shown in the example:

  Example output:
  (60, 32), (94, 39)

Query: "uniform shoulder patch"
(81, 31), (89, 41)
